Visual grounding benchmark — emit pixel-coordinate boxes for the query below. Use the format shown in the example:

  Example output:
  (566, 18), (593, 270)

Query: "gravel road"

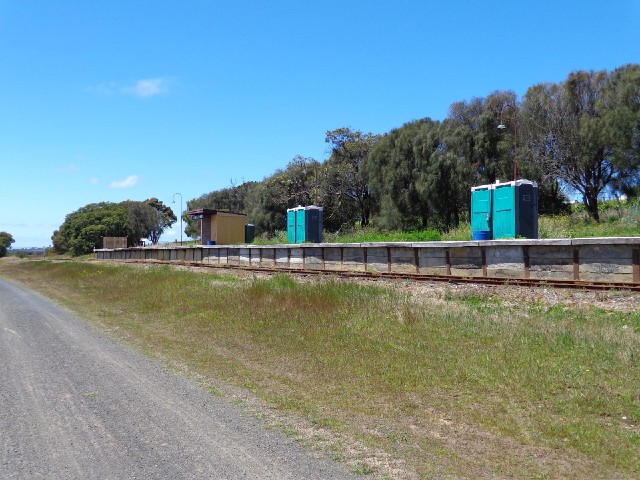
(0, 278), (356, 479)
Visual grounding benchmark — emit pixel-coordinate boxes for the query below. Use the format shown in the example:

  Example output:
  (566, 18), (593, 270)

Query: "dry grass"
(1, 259), (639, 479)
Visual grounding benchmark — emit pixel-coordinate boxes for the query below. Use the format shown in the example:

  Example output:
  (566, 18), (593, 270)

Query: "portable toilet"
(245, 223), (255, 243)
(287, 205), (323, 243)
(492, 180), (539, 239)
(470, 184), (493, 240)
(295, 207), (307, 242)
(286, 207), (298, 243)
(304, 206), (323, 243)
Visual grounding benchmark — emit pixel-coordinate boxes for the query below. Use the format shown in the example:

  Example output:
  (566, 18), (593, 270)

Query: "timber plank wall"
(95, 237), (640, 284)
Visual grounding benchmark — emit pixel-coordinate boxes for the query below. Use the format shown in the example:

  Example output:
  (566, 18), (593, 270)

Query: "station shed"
(186, 208), (247, 245)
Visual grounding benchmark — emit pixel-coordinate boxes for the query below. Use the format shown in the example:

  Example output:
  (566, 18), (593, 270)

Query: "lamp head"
(497, 124), (507, 130)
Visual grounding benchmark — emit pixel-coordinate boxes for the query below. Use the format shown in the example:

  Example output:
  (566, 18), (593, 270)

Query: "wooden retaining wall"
(95, 237), (640, 284)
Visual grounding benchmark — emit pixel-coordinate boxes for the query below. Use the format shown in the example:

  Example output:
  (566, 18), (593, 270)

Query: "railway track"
(115, 259), (640, 292)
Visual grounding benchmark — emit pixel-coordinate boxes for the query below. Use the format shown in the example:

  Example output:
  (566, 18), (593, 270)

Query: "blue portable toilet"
(492, 180), (539, 239)
(470, 184), (494, 240)
(304, 206), (323, 243)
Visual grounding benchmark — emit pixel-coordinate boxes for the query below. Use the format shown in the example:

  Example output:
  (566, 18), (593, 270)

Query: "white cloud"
(88, 77), (173, 98)
(124, 78), (171, 98)
(109, 175), (139, 188)
(89, 177), (99, 185)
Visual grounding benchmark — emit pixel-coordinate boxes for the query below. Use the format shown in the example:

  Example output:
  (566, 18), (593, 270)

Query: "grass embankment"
(1, 260), (639, 479)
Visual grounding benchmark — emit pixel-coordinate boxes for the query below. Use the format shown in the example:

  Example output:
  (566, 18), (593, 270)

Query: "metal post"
(172, 192), (183, 245)
(498, 103), (518, 181)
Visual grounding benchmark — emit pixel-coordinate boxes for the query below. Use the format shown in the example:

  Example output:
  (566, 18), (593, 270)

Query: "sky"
(1, 1), (640, 248)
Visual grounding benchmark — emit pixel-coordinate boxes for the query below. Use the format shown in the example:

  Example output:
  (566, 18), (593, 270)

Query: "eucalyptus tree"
(447, 90), (518, 185)
(448, 90), (567, 215)
(599, 64), (640, 197)
(427, 120), (476, 228)
(144, 198), (176, 244)
(325, 128), (380, 226)
(364, 119), (441, 229)
(121, 200), (163, 246)
(316, 160), (362, 231)
(522, 65), (640, 220)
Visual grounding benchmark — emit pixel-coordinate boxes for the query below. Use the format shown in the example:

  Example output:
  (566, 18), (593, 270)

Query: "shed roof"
(186, 208), (246, 217)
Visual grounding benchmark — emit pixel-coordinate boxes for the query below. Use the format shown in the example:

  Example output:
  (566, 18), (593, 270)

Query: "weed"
(354, 463), (374, 475)
(207, 386), (225, 397)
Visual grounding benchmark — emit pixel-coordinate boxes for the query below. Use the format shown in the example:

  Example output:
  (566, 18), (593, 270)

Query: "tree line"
(52, 198), (176, 256)
(186, 64), (640, 236)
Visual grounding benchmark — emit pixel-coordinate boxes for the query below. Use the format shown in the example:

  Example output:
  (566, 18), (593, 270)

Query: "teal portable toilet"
(492, 180), (539, 239)
(470, 184), (493, 240)
(295, 207), (307, 242)
(286, 208), (297, 243)
(304, 206), (323, 243)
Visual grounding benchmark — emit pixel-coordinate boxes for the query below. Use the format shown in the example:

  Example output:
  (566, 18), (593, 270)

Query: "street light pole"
(172, 192), (183, 245)
(498, 103), (518, 181)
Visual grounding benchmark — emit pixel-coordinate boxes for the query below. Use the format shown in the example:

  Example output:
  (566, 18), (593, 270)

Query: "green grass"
(323, 227), (442, 243)
(1, 260), (638, 478)
(248, 227), (443, 244)
(247, 198), (640, 245)
(538, 200), (640, 238)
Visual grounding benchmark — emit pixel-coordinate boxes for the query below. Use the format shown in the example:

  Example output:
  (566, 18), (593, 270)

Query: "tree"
(522, 65), (640, 220)
(121, 201), (161, 246)
(145, 198), (176, 244)
(52, 200), (174, 256)
(364, 118), (472, 231)
(325, 128), (380, 226)
(52, 202), (129, 256)
(0, 231), (15, 257)
(425, 121), (475, 229)
(364, 119), (435, 229)
(447, 91), (522, 185)
(599, 64), (640, 197)
(316, 160), (362, 231)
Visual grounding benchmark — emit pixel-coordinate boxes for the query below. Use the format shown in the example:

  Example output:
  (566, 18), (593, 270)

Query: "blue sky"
(1, 1), (639, 248)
